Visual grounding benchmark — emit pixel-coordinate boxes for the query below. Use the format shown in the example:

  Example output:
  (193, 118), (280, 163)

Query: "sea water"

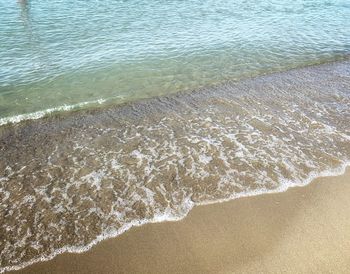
(0, 0), (349, 121)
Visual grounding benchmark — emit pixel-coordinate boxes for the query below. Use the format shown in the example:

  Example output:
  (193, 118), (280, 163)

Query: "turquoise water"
(0, 0), (349, 121)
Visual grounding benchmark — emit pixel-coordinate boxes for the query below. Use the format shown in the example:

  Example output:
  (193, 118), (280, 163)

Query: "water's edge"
(1, 59), (349, 273)
(2, 163), (349, 274)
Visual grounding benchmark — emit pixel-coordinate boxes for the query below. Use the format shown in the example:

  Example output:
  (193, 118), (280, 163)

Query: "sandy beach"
(7, 167), (350, 274)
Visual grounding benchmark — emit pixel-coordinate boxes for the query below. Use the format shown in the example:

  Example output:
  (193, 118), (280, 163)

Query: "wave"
(0, 99), (106, 127)
(0, 161), (349, 274)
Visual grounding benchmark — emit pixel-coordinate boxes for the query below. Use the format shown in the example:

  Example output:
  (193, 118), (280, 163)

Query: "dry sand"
(9, 168), (350, 274)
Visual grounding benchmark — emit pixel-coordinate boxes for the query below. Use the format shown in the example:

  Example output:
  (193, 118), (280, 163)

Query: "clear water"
(0, 0), (349, 120)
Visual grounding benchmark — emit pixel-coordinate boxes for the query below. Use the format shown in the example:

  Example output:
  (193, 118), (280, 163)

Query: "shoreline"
(1, 59), (349, 273)
(2, 162), (349, 274)
(8, 167), (350, 274)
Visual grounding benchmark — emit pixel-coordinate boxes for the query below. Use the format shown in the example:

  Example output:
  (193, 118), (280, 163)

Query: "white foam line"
(1, 161), (349, 274)
(197, 160), (350, 207)
(0, 99), (106, 126)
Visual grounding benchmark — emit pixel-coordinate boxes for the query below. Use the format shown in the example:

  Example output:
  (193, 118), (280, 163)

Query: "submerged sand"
(8, 168), (350, 274)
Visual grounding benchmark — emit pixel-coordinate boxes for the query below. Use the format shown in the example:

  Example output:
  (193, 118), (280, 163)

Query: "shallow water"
(0, 60), (349, 273)
(0, 0), (350, 121)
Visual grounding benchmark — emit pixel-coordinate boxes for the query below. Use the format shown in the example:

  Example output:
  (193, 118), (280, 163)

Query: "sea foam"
(0, 99), (106, 126)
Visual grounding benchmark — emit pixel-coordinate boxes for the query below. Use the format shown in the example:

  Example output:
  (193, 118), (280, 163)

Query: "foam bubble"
(0, 99), (106, 126)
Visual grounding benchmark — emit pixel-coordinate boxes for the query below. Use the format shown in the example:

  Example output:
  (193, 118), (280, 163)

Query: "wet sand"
(8, 167), (350, 274)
